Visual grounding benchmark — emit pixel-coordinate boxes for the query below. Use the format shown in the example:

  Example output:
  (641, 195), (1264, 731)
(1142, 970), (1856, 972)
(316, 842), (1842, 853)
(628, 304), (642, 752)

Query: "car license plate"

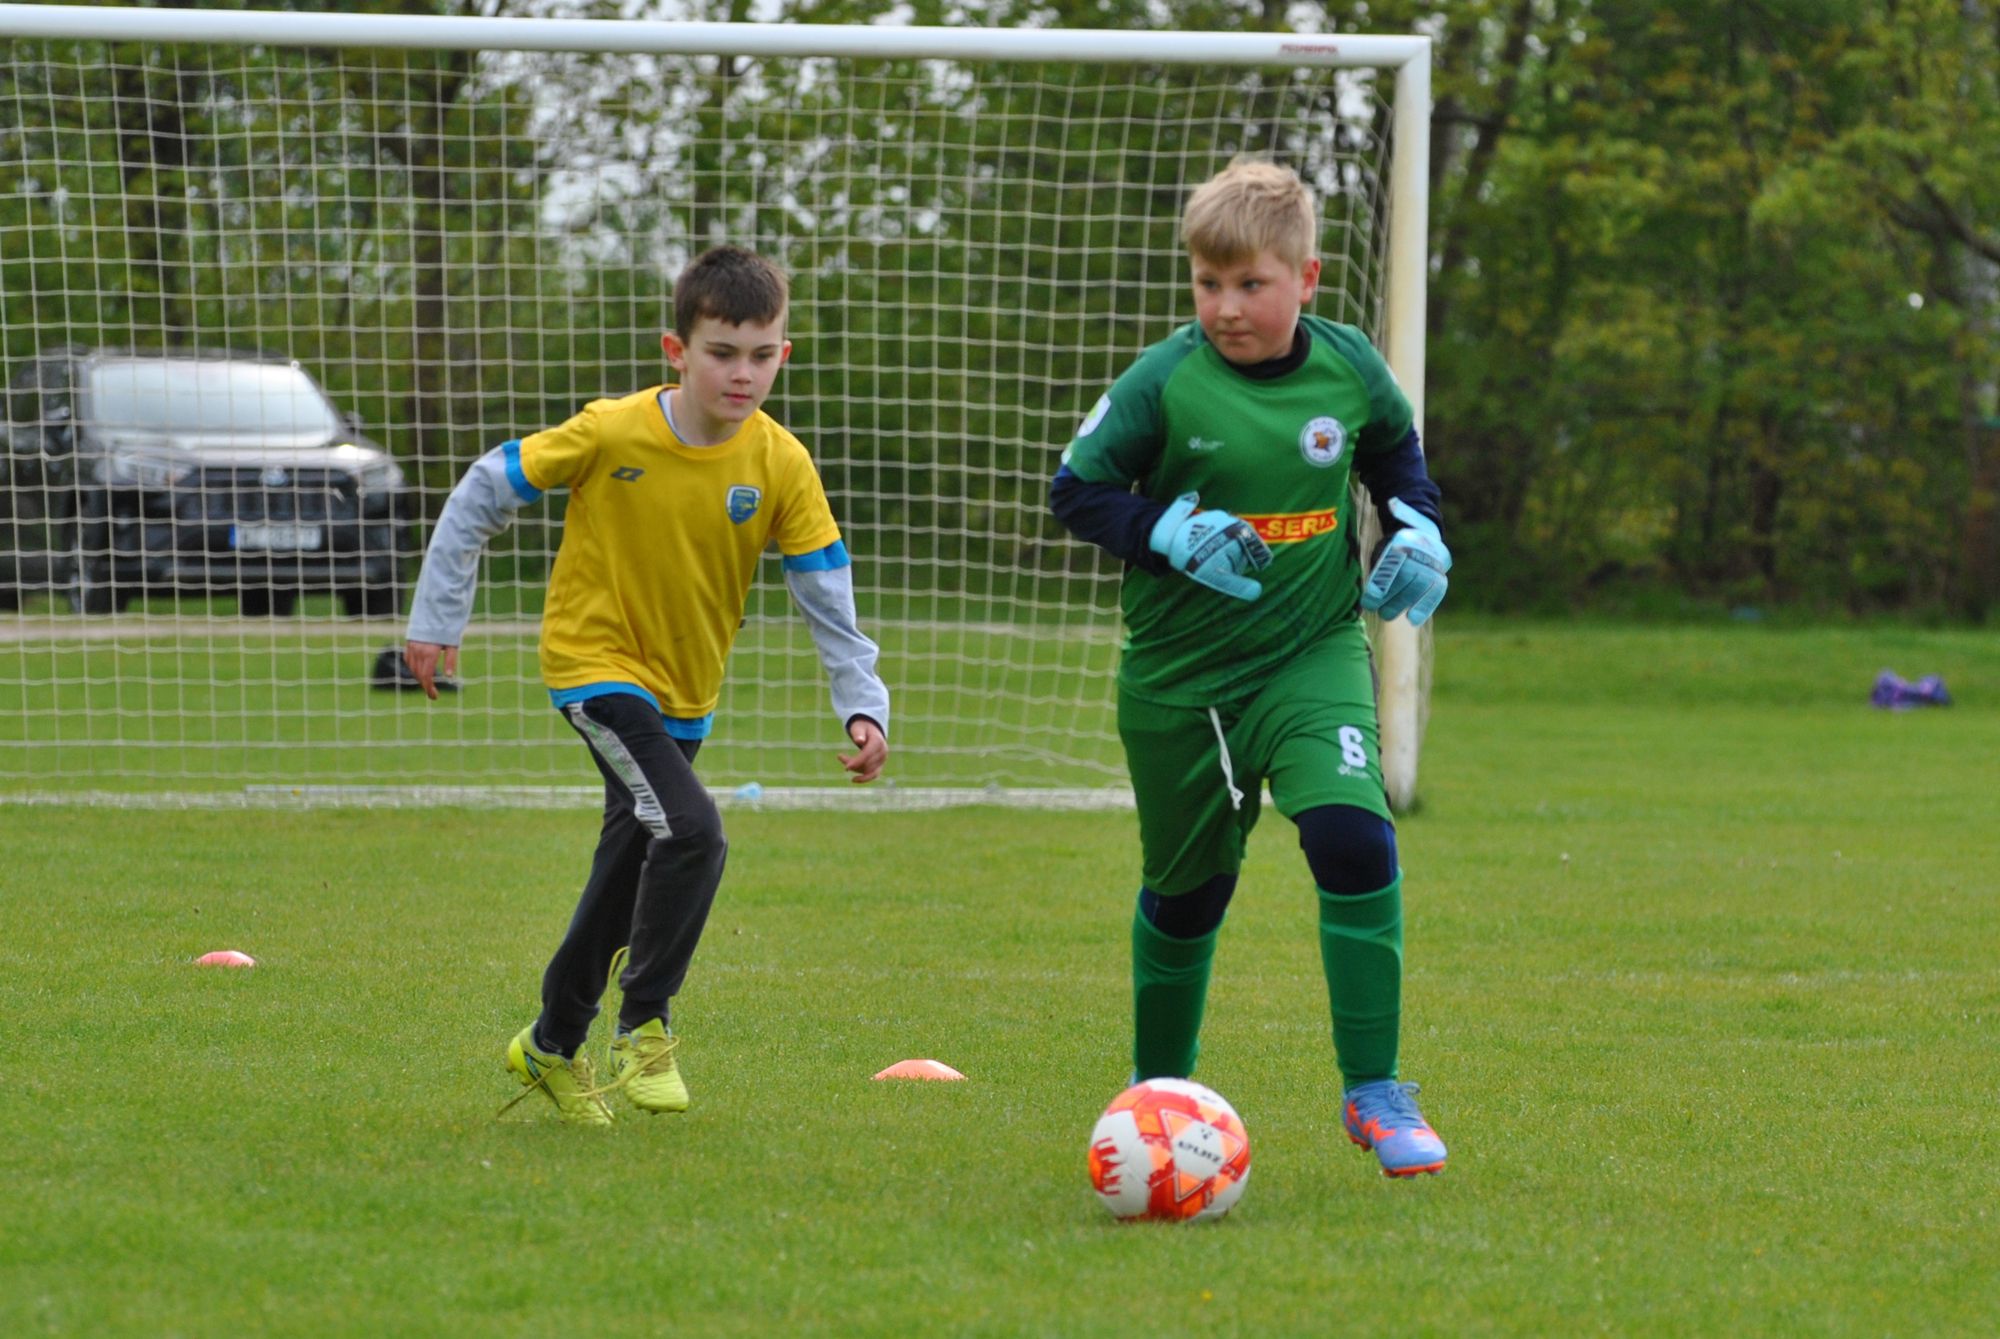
(232, 523), (323, 551)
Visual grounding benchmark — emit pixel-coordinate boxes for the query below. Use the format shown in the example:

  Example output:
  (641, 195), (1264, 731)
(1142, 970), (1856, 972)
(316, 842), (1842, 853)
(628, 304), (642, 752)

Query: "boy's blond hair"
(1181, 158), (1318, 267)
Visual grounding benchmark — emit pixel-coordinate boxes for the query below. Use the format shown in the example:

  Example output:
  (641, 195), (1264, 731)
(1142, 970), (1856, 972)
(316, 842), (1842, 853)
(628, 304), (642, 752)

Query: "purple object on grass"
(1871, 670), (1952, 710)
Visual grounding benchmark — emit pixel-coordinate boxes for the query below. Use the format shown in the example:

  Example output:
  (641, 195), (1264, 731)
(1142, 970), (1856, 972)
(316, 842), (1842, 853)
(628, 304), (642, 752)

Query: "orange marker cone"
(871, 1058), (966, 1081)
(194, 950), (257, 967)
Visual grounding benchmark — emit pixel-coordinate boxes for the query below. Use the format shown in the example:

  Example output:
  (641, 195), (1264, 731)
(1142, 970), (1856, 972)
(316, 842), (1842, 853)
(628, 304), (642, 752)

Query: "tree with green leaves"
(4, 0), (1994, 617)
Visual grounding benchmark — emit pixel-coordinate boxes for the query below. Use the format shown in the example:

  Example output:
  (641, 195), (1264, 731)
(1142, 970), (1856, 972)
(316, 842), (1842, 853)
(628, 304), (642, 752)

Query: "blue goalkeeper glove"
(1149, 492), (1272, 602)
(1361, 497), (1451, 626)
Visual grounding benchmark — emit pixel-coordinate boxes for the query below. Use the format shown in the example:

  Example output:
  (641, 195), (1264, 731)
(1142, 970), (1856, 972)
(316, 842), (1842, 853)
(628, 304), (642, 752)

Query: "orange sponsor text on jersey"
(1242, 508), (1339, 544)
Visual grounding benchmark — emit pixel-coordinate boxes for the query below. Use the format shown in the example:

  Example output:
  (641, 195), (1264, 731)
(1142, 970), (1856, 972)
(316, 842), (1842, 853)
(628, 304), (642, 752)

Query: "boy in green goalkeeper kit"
(1049, 159), (1452, 1176)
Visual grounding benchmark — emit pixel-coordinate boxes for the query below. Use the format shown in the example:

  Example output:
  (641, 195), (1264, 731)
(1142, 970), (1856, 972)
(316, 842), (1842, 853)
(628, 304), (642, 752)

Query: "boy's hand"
(839, 717), (887, 784)
(1149, 492), (1272, 602)
(1361, 498), (1452, 627)
(404, 640), (458, 701)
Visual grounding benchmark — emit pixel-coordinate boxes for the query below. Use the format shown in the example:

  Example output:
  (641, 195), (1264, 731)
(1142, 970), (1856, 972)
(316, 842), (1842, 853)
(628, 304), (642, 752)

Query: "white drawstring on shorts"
(1208, 707), (1245, 811)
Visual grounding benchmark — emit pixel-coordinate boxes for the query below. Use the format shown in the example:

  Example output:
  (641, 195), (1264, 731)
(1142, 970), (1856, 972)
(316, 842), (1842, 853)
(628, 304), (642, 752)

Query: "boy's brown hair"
(1181, 158), (1318, 268)
(672, 245), (789, 339)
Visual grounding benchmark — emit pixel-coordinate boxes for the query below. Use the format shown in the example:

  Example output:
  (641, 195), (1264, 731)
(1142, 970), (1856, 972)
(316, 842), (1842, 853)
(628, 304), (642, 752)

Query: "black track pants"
(534, 692), (727, 1054)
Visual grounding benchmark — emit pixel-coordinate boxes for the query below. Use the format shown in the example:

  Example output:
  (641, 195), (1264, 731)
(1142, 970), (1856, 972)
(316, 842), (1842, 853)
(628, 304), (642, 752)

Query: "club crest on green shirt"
(1299, 415), (1348, 467)
(726, 485), (762, 523)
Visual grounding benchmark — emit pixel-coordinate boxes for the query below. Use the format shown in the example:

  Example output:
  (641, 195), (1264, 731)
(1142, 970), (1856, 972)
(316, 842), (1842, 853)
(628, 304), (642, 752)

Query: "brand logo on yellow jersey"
(1242, 508), (1339, 544)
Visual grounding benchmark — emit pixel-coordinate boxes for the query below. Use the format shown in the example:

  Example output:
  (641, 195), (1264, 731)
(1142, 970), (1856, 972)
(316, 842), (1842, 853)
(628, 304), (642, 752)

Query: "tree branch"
(1883, 167), (2000, 267)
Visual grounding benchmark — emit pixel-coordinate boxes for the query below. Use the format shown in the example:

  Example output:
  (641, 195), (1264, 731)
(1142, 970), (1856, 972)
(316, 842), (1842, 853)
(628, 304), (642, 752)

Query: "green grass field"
(3, 621), (1997, 1336)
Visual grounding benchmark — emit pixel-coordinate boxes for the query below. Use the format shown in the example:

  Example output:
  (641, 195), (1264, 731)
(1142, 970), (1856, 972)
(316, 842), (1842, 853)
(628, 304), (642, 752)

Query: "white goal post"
(0, 4), (1431, 809)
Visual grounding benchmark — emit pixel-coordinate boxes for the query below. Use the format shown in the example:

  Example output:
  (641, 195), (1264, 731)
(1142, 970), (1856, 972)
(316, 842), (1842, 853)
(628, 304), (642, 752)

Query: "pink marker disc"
(871, 1058), (966, 1081)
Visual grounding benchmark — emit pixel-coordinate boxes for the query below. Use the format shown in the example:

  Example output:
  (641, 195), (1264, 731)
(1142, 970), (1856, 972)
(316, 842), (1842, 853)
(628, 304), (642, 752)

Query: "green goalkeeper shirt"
(1061, 314), (1415, 706)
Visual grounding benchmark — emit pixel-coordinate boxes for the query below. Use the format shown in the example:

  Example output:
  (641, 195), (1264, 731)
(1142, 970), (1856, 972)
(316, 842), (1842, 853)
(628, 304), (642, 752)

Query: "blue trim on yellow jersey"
(549, 682), (714, 739)
(551, 682), (659, 711)
(660, 714), (713, 740)
(781, 540), (850, 573)
(501, 439), (542, 504)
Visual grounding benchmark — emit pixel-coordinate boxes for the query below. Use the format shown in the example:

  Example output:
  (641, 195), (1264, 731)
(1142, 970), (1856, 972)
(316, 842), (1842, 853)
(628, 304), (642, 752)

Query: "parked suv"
(0, 348), (417, 615)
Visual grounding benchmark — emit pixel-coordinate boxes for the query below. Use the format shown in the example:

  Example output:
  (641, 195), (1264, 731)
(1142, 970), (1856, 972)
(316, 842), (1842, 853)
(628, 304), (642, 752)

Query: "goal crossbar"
(0, 5), (1425, 66)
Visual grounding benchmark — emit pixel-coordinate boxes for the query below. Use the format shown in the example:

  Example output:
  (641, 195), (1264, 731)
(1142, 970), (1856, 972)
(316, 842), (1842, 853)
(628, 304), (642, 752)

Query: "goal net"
(0, 7), (1431, 808)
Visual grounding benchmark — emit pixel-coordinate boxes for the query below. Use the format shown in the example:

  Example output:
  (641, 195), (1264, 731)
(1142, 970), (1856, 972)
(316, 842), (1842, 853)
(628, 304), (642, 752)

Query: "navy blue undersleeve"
(1355, 429), (1444, 540)
(1048, 465), (1173, 573)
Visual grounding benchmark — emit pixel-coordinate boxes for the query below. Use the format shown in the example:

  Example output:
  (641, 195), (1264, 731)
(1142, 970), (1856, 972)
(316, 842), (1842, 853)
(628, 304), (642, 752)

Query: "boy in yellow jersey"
(405, 246), (890, 1125)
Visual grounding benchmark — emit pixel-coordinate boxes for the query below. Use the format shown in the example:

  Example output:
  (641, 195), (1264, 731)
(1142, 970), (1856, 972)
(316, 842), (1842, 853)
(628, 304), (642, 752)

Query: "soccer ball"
(1087, 1078), (1251, 1222)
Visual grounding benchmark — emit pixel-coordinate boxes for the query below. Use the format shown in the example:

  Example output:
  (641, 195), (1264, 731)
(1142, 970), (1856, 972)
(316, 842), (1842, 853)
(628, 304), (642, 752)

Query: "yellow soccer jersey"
(516, 386), (842, 720)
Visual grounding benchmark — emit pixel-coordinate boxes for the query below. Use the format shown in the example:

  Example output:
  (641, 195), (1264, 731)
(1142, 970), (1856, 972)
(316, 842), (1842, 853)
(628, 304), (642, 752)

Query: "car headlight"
(354, 458), (405, 495)
(96, 453), (196, 490)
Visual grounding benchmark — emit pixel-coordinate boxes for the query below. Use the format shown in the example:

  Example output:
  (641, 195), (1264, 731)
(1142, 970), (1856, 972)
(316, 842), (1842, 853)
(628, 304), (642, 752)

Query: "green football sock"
(1317, 875), (1403, 1088)
(1131, 907), (1219, 1081)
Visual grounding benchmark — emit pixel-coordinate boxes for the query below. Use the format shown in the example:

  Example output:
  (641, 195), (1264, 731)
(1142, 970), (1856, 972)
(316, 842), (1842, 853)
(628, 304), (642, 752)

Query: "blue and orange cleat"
(1343, 1079), (1447, 1177)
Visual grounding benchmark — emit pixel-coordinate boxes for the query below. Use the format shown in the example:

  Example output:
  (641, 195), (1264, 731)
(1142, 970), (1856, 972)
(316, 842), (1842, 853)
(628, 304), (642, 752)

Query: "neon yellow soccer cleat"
(609, 1018), (690, 1114)
(503, 1025), (614, 1126)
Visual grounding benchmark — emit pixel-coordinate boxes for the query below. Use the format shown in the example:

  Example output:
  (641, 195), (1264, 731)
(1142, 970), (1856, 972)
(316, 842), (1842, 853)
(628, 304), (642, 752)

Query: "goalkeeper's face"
(662, 313), (793, 440)
(1189, 249), (1322, 366)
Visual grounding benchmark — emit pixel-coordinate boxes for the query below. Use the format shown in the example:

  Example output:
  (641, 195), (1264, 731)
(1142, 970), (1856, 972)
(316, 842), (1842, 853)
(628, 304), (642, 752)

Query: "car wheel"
(70, 583), (130, 615)
(239, 588), (298, 617)
(67, 557), (131, 614)
(64, 543), (111, 614)
(339, 583), (400, 618)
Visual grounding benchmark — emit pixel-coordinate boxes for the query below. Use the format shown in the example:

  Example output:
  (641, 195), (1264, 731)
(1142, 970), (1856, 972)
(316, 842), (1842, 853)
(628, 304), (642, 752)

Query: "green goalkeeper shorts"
(1117, 624), (1389, 896)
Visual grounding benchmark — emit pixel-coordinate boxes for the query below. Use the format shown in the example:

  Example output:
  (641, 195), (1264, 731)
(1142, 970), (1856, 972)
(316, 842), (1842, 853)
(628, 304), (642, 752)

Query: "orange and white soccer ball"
(1088, 1078), (1251, 1222)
